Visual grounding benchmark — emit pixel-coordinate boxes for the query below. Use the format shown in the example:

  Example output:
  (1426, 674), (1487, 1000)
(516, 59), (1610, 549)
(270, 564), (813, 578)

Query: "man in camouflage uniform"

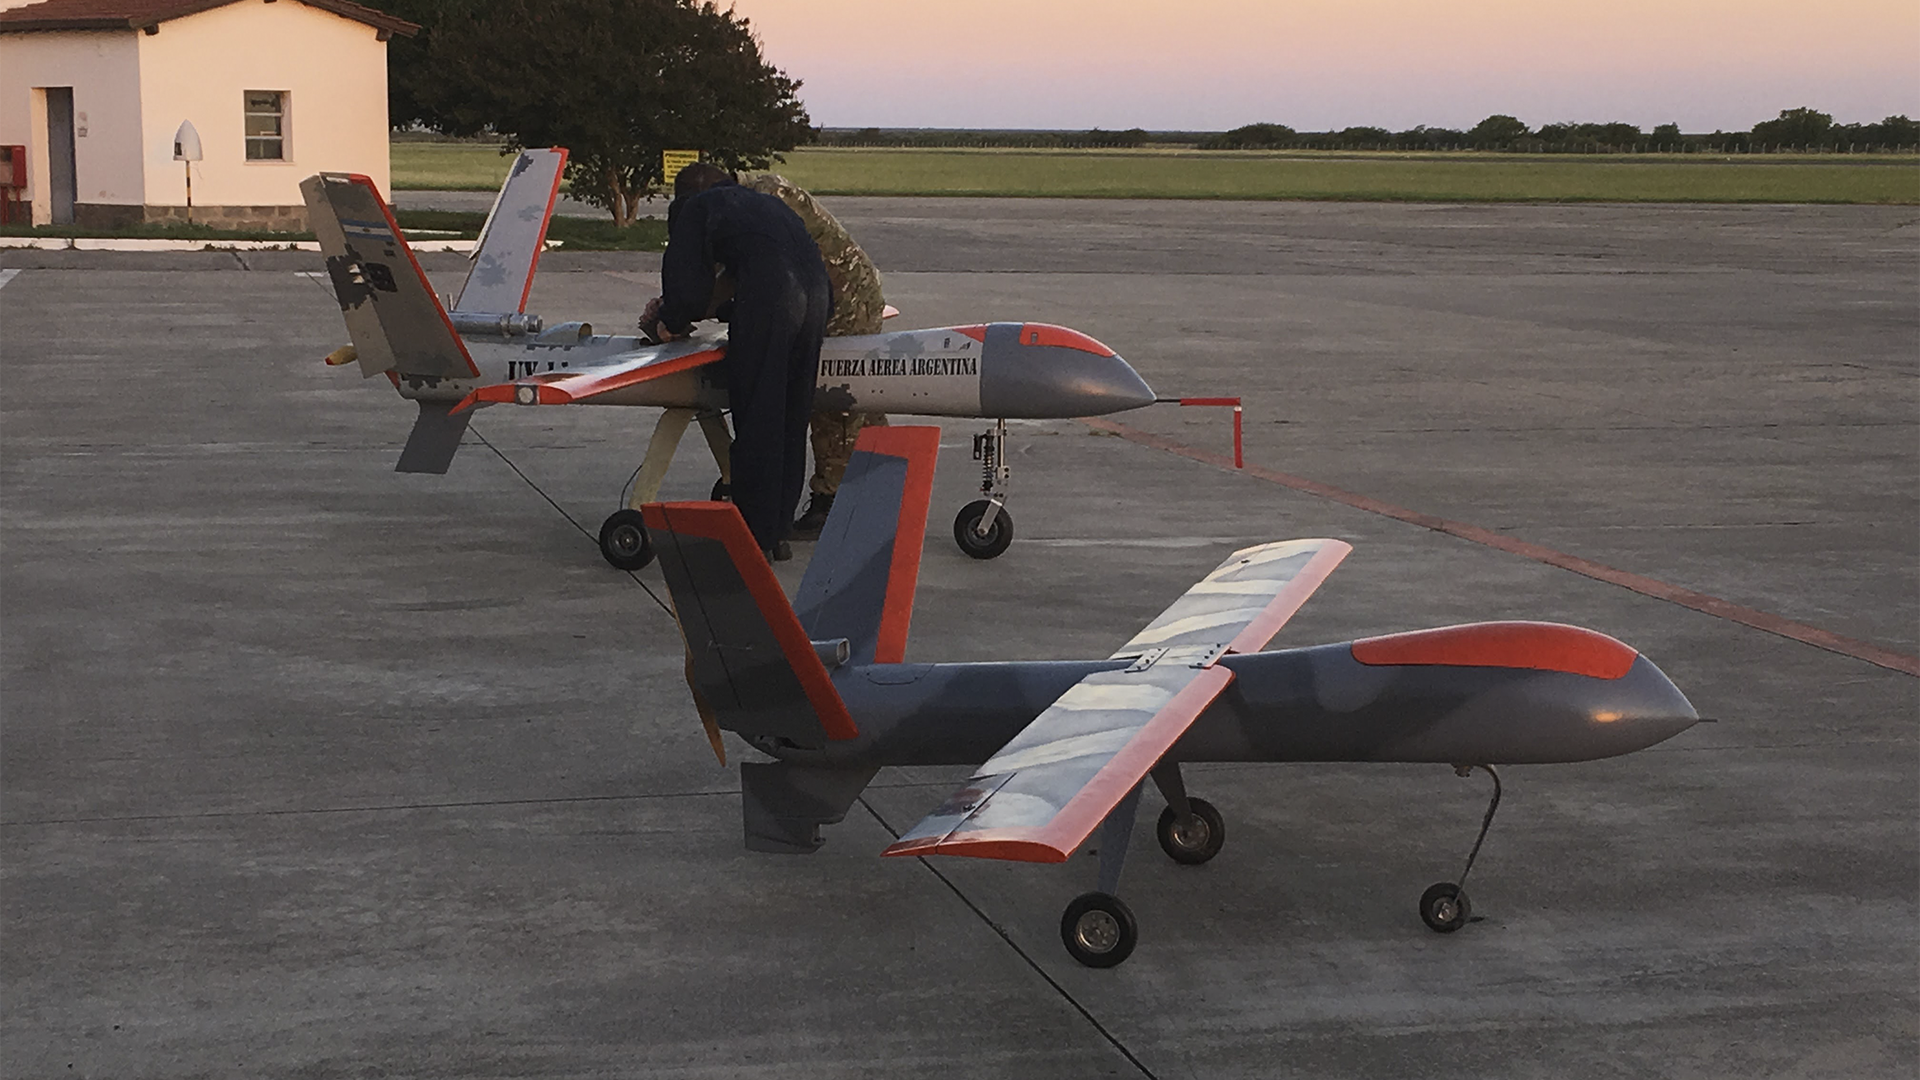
(742, 173), (889, 540)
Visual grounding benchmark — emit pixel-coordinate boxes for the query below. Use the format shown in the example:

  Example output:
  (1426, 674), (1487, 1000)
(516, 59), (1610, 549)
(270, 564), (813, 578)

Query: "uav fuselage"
(742, 642), (1698, 772)
(390, 320), (1158, 420)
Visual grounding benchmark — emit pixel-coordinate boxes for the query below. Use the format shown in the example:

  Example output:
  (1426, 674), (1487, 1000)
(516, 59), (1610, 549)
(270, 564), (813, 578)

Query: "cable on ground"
(470, 427), (674, 618)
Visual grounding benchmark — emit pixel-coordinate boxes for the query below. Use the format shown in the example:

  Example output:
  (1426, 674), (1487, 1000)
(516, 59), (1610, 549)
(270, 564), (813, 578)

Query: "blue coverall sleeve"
(658, 196), (716, 334)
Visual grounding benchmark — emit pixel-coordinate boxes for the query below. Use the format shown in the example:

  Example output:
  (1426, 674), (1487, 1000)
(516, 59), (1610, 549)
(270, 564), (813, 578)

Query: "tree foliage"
(1181, 109), (1914, 154)
(1469, 114), (1530, 145)
(817, 127), (1155, 149)
(1752, 107), (1832, 147)
(1196, 123), (1297, 150)
(372, 0), (811, 224)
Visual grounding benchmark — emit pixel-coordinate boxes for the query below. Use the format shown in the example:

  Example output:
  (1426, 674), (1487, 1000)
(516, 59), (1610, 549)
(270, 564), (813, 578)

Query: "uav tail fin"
(793, 426), (941, 665)
(643, 501), (859, 748)
(302, 172), (482, 474)
(300, 173), (477, 383)
(648, 430), (938, 855)
(454, 148), (567, 314)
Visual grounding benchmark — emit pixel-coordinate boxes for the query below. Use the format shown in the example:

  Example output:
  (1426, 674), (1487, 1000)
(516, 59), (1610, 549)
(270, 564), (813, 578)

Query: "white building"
(0, 0), (414, 229)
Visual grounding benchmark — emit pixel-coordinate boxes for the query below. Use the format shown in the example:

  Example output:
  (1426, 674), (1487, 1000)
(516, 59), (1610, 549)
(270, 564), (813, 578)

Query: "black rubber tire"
(710, 478), (730, 502)
(1060, 891), (1138, 968)
(953, 499), (1013, 560)
(599, 509), (654, 571)
(1155, 797), (1226, 865)
(1420, 881), (1471, 933)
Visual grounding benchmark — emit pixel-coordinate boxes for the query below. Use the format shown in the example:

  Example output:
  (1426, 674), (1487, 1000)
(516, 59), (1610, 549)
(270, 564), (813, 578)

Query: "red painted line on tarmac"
(1084, 417), (1920, 678)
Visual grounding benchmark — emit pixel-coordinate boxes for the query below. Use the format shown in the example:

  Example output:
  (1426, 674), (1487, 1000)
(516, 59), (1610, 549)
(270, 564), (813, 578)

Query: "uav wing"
(884, 538), (1351, 862)
(451, 338), (726, 412)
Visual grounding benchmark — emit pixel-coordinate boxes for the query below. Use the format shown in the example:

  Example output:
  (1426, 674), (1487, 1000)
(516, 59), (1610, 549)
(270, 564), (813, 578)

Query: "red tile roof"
(0, 0), (417, 37)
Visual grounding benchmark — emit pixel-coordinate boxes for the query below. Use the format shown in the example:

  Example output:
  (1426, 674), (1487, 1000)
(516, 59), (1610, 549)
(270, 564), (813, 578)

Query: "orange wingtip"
(1222, 540), (1352, 656)
(1351, 622), (1637, 680)
(881, 834), (1073, 863)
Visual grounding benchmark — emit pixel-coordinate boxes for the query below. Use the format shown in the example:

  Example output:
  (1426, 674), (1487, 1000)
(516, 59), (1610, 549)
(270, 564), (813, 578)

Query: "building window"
(244, 90), (286, 160)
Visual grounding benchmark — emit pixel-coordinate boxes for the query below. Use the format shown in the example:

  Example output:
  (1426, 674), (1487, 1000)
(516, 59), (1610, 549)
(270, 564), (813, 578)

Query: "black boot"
(764, 540), (792, 563)
(790, 492), (834, 541)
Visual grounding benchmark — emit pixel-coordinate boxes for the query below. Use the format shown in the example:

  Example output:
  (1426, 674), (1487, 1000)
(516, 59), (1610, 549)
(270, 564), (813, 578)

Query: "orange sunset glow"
(730, 0), (1920, 131)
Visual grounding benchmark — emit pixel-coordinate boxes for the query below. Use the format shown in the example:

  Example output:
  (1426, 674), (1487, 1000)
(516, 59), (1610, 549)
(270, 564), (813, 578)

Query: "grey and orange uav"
(643, 426), (1699, 968)
(303, 149), (1158, 567)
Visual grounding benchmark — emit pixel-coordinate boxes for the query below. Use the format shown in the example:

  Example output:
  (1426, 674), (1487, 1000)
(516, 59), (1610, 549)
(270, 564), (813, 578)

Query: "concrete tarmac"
(2, 200), (1915, 1078)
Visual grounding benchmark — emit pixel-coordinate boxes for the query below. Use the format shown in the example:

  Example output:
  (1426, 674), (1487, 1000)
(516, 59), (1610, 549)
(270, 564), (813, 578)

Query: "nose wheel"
(953, 499), (1013, 559)
(1420, 882), (1471, 932)
(955, 420), (1014, 559)
(1419, 764), (1501, 934)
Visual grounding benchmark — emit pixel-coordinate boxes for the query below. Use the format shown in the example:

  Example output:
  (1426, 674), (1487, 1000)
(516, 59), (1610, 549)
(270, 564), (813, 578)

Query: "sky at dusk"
(731, 0), (1920, 132)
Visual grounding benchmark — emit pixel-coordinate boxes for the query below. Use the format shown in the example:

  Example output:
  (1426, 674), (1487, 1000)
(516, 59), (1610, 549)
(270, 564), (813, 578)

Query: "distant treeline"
(816, 127), (1182, 149)
(815, 109), (1918, 153)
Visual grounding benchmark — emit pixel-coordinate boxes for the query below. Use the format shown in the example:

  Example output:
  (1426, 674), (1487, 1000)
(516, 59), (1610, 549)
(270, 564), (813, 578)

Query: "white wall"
(0, 29), (146, 222)
(136, 1), (392, 208)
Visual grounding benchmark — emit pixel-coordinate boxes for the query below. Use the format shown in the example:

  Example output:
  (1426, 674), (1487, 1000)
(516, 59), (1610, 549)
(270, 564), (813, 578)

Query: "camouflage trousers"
(809, 410), (889, 495)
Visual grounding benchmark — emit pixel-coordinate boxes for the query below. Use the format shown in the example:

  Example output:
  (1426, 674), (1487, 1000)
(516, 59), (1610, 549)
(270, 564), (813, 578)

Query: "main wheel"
(599, 509), (653, 571)
(953, 500), (1013, 560)
(1419, 881), (1471, 933)
(1155, 797), (1226, 865)
(1060, 891), (1138, 968)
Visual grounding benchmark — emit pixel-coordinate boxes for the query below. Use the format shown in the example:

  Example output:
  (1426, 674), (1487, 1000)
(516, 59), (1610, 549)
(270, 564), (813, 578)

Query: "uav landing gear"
(597, 407), (731, 571)
(1059, 784), (1142, 967)
(599, 510), (651, 571)
(1152, 760), (1225, 865)
(954, 419), (1013, 559)
(1057, 763), (1224, 968)
(1061, 891), (1138, 969)
(1420, 764), (1501, 934)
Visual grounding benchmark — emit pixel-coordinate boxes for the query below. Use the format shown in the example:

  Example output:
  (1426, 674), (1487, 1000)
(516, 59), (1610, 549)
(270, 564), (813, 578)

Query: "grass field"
(391, 141), (1920, 204)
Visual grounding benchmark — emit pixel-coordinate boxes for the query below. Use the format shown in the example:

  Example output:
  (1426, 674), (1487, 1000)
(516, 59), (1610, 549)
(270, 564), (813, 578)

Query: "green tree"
(373, 0), (480, 131)
(1752, 107), (1833, 148)
(1198, 123), (1296, 150)
(374, 0), (812, 224)
(1876, 115), (1919, 147)
(1469, 114), (1529, 146)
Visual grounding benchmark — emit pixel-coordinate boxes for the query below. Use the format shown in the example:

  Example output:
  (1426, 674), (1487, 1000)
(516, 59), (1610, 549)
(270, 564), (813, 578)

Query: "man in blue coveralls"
(642, 163), (831, 562)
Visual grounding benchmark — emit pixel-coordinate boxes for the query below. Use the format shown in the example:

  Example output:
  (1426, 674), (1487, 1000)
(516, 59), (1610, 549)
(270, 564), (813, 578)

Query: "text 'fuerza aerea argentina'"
(819, 355), (981, 378)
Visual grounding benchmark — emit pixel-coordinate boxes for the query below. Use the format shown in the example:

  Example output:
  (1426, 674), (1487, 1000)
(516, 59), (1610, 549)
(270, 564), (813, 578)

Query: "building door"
(45, 87), (76, 225)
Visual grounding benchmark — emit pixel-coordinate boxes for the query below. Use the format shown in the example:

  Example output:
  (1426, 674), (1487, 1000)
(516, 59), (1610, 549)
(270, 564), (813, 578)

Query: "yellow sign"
(661, 150), (700, 182)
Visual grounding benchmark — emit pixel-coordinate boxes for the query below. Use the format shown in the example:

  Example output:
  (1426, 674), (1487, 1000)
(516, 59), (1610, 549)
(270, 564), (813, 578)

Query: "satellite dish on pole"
(172, 120), (202, 161)
(173, 120), (201, 224)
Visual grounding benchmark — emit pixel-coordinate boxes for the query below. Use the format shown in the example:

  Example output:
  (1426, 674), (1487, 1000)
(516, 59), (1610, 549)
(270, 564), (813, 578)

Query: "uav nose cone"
(1597, 654), (1702, 754)
(978, 322), (1156, 418)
